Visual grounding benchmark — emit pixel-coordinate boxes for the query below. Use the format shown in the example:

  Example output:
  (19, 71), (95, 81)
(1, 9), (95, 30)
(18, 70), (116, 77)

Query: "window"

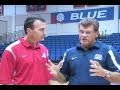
(73, 5), (85, 8)
(26, 5), (46, 12)
(0, 5), (4, 16)
(73, 5), (98, 9)
(86, 5), (98, 7)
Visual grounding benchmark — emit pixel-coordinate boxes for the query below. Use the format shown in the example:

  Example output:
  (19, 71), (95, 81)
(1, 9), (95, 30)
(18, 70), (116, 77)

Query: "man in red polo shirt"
(0, 17), (53, 85)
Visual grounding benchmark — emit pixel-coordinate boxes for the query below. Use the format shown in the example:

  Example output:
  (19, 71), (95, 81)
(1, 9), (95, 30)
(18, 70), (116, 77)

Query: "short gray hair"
(78, 18), (99, 32)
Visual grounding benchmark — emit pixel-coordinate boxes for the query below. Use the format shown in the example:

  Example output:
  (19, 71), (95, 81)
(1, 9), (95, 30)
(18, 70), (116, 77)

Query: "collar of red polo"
(19, 37), (40, 49)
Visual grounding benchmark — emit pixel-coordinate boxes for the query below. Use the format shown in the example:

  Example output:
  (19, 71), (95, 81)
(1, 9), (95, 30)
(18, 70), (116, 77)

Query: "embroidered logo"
(41, 53), (46, 58)
(94, 54), (102, 61)
(21, 55), (27, 58)
(71, 57), (78, 60)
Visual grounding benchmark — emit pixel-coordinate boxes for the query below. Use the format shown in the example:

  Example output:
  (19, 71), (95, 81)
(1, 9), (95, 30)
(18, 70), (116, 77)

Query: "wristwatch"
(104, 71), (111, 78)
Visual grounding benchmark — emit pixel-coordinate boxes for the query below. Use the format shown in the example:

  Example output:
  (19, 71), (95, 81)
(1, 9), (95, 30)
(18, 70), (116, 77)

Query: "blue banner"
(51, 7), (114, 24)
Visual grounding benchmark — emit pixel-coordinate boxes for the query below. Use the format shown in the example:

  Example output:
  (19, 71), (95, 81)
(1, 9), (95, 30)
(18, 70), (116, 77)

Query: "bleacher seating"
(0, 33), (120, 63)
(41, 33), (120, 63)
(41, 35), (79, 63)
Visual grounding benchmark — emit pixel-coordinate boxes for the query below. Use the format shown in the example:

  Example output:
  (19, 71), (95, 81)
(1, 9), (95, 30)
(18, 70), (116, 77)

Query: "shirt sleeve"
(60, 51), (71, 82)
(106, 46), (120, 72)
(0, 50), (15, 84)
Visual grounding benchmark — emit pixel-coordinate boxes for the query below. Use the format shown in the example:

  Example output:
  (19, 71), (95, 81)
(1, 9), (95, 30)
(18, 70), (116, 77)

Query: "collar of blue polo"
(76, 39), (101, 51)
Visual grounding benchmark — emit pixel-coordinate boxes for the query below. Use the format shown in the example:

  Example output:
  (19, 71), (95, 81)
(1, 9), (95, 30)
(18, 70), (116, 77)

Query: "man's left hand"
(89, 60), (108, 77)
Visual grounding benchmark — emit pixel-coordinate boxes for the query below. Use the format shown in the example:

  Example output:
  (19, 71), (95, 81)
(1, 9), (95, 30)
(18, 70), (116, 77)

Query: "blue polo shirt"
(60, 40), (120, 85)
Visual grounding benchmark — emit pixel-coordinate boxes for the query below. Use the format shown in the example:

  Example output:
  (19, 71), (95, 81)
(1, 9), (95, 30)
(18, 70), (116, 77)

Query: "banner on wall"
(51, 7), (114, 24)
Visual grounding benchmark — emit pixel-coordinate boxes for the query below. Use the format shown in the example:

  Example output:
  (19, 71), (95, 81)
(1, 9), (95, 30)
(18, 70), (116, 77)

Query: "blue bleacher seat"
(39, 33), (120, 63)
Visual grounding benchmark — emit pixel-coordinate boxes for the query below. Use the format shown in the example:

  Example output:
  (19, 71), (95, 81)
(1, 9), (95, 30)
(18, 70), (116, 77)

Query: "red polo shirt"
(0, 37), (53, 85)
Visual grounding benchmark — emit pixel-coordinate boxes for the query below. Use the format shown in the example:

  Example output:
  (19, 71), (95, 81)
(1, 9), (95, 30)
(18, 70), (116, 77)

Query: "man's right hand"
(46, 60), (66, 83)
(46, 60), (60, 77)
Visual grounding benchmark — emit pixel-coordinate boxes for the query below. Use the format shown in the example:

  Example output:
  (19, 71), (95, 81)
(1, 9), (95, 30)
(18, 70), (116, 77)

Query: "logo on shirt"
(41, 53), (46, 58)
(21, 55), (27, 58)
(94, 54), (102, 61)
(71, 57), (78, 60)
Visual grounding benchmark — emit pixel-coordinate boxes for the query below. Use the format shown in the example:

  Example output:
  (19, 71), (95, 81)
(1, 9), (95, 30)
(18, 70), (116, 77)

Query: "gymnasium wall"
(3, 5), (119, 38)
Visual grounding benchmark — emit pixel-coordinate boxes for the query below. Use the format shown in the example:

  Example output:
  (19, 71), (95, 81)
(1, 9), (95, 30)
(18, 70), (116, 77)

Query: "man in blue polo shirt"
(46, 18), (120, 85)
